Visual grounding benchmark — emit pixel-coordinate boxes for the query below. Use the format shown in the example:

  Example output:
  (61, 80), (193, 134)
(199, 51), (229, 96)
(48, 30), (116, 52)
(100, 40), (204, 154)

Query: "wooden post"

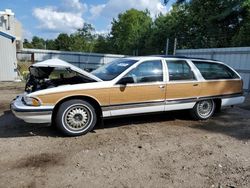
(31, 53), (35, 64)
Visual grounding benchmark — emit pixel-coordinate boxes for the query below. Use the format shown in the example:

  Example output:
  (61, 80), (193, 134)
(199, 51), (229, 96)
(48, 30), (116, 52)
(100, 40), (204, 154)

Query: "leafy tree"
(93, 35), (113, 54)
(232, 0), (250, 46)
(31, 36), (45, 49)
(23, 1), (250, 54)
(152, 0), (248, 50)
(77, 23), (95, 41)
(23, 39), (34, 48)
(45, 39), (56, 50)
(54, 33), (72, 51)
(150, 4), (190, 53)
(110, 9), (152, 55)
(184, 0), (245, 48)
(69, 23), (96, 52)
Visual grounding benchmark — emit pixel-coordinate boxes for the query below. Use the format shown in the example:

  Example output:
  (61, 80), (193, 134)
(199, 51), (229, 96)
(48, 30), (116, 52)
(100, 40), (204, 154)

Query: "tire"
(190, 100), (215, 120)
(55, 99), (97, 136)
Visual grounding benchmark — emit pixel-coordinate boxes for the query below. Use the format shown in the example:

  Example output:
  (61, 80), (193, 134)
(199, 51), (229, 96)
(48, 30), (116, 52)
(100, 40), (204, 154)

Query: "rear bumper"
(221, 95), (245, 107)
(11, 95), (54, 123)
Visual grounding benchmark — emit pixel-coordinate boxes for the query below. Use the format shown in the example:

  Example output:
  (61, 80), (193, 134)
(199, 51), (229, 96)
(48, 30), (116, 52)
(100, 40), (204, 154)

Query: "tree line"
(24, 0), (250, 55)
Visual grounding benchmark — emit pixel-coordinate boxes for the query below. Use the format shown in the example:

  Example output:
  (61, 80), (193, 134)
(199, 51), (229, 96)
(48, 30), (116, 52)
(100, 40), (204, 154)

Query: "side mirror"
(117, 77), (134, 85)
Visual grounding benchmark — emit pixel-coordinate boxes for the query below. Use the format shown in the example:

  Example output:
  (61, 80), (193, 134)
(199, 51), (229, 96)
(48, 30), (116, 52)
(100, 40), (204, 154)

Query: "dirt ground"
(0, 82), (249, 188)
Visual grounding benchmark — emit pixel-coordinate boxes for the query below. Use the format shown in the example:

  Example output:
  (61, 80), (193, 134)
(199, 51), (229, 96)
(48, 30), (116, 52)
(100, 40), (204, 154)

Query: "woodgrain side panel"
(166, 80), (242, 99)
(109, 84), (166, 105)
(37, 80), (243, 107)
(199, 80), (243, 97)
(166, 82), (201, 99)
(38, 88), (109, 106)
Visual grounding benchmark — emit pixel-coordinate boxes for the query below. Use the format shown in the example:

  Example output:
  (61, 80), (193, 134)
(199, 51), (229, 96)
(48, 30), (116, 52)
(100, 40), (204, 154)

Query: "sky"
(0, 0), (175, 40)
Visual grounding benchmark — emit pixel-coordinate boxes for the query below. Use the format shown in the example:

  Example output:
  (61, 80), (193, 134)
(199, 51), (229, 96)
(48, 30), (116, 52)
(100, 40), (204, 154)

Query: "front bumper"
(11, 95), (54, 123)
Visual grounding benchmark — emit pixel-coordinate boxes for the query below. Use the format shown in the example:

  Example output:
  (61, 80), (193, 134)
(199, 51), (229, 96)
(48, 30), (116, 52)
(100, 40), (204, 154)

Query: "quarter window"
(126, 60), (163, 83)
(192, 61), (239, 80)
(167, 60), (195, 81)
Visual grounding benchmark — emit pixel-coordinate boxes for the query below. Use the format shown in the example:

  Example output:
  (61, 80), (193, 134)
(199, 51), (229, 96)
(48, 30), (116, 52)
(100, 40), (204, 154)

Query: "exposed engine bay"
(25, 66), (96, 93)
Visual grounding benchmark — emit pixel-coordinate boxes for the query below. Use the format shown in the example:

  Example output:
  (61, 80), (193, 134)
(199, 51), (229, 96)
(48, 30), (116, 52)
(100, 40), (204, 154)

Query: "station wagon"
(11, 56), (245, 136)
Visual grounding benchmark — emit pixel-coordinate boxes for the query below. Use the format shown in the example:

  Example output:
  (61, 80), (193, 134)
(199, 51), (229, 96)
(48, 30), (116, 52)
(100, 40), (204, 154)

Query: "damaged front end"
(25, 59), (102, 93)
(11, 59), (102, 123)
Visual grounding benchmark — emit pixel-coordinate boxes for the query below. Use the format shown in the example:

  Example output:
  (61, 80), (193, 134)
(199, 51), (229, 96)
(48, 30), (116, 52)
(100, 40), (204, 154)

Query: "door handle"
(159, 85), (165, 89)
(193, 84), (199, 86)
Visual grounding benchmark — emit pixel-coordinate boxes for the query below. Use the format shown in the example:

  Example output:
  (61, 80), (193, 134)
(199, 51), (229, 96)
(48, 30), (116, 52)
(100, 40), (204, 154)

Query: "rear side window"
(167, 60), (196, 81)
(192, 61), (239, 80)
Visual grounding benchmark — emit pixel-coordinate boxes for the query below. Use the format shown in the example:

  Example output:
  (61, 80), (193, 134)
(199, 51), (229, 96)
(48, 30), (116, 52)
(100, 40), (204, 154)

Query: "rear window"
(192, 61), (239, 80)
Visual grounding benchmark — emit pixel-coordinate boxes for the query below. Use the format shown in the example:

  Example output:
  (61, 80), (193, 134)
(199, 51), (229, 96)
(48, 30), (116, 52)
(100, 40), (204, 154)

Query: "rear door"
(165, 60), (201, 108)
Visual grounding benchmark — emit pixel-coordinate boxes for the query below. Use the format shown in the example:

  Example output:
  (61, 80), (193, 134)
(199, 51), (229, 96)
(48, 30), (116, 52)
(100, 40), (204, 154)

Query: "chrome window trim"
(112, 81), (166, 88)
(165, 59), (199, 82)
(114, 59), (166, 86)
(186, 59), (205, 81)
(162, 59), (169, 82)
(167, 80), (200, 84)
(111, 58), (164, 84)
(191, 60), (242, 80)
(166, 78), (241, 85)
(198, 78), (242, 82)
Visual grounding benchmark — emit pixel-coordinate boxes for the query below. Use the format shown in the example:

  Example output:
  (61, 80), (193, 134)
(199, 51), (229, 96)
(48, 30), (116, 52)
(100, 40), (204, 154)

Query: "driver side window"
(126, 60), (163, 83)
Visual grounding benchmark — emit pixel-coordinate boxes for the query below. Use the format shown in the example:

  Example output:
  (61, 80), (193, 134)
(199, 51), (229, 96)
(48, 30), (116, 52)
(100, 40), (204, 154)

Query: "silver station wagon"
(11, 56), (245, 136)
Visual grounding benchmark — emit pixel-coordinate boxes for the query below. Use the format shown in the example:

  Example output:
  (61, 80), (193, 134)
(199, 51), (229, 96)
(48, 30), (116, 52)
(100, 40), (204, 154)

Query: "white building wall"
(0, 9), (19, 81)
(0, 36), (17, 81)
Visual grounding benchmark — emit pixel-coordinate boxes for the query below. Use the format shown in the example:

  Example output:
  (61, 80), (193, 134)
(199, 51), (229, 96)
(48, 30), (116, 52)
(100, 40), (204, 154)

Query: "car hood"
(31, 59), (102, 82)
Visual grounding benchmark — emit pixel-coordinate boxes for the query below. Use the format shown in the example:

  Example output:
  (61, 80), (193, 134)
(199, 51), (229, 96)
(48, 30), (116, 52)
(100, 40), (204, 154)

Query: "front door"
(109, 60), (166, 116)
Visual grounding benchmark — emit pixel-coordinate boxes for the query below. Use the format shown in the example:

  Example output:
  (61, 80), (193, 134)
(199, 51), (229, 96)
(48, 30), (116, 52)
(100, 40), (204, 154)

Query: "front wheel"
(55, 99), (97, 136)
(190, 100), (215, 120)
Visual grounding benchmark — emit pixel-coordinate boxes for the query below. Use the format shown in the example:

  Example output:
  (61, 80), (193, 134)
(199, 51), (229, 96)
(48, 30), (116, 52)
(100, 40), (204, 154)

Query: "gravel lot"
(0, 82), (249, 188)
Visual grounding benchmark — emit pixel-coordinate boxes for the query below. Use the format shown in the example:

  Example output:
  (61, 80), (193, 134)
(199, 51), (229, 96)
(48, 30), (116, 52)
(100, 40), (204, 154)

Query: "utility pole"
(173, 38), (177, 55)
(165, 38), (169, 55)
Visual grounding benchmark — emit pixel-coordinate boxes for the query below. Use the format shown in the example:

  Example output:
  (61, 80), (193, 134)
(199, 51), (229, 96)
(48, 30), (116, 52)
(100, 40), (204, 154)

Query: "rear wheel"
(55, 99), (97, 136)
(190, 100), (215, 120)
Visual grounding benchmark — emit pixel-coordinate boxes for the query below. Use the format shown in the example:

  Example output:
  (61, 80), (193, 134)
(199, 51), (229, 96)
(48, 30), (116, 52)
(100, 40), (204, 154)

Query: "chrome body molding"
(102, 100), (165, 111)
(11, 95), (54, 123)
(101, 93), (245, 118)
(166, 93), (244, 104)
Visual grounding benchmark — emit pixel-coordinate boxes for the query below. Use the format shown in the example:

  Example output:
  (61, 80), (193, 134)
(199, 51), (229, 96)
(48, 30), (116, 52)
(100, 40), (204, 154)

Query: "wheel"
(55, 99), (97, 136)
(190, 100), (215, 120)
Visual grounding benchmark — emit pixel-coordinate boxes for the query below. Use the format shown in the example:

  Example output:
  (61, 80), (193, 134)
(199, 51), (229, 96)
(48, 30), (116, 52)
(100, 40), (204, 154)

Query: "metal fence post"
(173, 38), (177, 55)
(165, 38), (169, 55)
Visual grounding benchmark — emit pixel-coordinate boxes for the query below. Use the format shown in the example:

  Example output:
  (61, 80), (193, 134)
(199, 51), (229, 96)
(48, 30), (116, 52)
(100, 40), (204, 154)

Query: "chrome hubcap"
(197, 100), (213, 118)
(64, 105), (91, 130)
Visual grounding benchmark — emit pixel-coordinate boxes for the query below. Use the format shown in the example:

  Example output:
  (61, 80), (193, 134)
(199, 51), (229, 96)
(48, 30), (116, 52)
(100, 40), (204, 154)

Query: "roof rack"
(150, 55), (217, 61)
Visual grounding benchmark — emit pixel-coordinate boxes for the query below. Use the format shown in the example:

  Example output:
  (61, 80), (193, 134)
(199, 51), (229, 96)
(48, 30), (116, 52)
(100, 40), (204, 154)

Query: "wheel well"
(51, 96), (102, 124)
(213, 98), (221, 112)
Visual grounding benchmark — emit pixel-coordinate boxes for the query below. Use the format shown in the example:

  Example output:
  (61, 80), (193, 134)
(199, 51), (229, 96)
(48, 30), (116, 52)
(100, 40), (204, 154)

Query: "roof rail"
(149, 55), (187, 58)
(149, 55), (217, 61)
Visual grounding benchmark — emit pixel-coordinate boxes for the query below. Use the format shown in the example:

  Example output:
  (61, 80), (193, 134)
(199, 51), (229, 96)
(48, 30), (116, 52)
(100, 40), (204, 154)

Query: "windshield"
(92, 59), (137, 81)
